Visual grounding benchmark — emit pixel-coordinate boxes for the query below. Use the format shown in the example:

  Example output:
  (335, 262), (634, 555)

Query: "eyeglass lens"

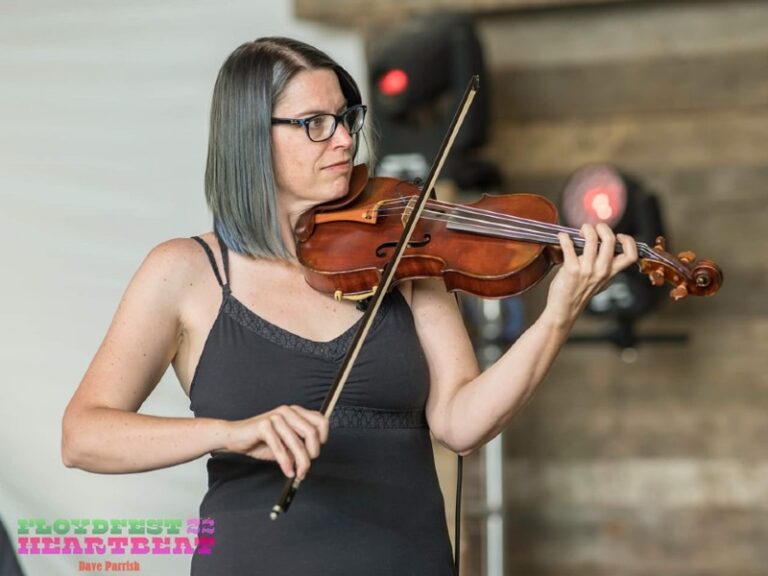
(308, 107), (365, 142)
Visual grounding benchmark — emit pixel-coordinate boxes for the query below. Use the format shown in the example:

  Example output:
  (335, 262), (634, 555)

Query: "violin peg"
(677, 250), (696, 265)
(653, 236), (667, 252)
(649, 269), (665, 287)
(639, 260), (665, 287)
(669, 284), (689, 300)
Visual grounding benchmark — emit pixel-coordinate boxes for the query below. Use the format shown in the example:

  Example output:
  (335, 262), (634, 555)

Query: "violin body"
(294, 166), (723, 302)
(297, 176), (562, 299)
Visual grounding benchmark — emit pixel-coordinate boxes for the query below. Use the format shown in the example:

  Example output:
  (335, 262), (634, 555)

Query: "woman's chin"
(329, 175), (353, 199)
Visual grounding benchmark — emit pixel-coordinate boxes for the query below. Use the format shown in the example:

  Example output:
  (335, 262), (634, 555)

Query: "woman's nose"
(330, 122), (353, 149)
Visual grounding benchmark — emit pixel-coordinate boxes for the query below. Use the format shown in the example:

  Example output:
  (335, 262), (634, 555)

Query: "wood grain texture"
(296, 0), (642, 27)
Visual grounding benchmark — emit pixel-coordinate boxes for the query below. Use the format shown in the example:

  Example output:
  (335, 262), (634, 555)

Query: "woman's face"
(271, 68), (355, 220)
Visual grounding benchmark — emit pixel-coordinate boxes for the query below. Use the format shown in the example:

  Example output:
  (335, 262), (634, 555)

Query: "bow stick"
(270, 75), (480, 520)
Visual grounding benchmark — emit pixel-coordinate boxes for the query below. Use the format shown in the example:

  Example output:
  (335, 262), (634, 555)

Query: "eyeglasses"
(271, 104), (367, 143)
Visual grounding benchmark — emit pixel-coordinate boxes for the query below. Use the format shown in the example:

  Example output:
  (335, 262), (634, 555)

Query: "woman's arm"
(413, 224), (638, 455)
(62, 239), (327, 478)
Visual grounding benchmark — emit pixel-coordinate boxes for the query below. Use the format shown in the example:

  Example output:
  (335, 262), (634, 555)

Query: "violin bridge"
(401, 197), (419, 227)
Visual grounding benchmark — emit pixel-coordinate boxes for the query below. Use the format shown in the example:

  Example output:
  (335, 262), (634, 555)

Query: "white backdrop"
(0, 2), (365, 574)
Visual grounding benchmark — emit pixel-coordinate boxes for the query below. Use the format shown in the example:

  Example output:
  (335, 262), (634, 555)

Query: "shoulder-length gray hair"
(205, 37), (364, 259)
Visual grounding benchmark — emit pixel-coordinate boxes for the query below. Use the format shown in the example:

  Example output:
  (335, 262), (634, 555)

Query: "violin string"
(375, 199), (636, 254)
(438, 202), (660, 263)
(374, 196), (612, 247)
(375, 196), (578, 236)
(372, 197), (688, 277)
(430, 197), (686, 272)
(376, 202), (622, 252)
(439, 205), (687, 278)
(440, 202), (690, 276)
(372, 199), (618, 251)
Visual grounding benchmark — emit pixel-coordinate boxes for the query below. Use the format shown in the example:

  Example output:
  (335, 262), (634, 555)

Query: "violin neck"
(444, 210), (653, 259)
(382, 195), (711, 294)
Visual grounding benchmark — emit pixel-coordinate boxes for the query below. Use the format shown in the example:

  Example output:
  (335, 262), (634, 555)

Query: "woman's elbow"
(61, 407), (87, 469)
(61, 437), (78, 469)
(449, 439), (480, 458)
(61, 440), (78, 468)
(430, 425), (477, 458)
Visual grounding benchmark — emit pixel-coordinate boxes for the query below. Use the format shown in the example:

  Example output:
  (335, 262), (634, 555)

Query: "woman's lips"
(323, 160), (351, 170)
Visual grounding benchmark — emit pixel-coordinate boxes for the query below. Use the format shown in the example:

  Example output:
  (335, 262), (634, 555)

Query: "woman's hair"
(205, 37), (364, 259)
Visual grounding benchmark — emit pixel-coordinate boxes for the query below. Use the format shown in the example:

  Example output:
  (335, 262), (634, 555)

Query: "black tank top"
(188, 235), (455, 575)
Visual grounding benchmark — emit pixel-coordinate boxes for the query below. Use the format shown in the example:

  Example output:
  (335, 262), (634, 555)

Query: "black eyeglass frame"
(270, 104), (367, 143)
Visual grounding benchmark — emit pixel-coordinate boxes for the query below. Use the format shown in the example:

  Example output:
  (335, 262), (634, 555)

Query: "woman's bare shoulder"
(148, 234), (219, 269)
(129, 235), (218, 300)
(145, 235), (212, 265)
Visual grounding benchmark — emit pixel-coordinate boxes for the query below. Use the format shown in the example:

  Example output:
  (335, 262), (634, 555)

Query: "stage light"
(562, 164), (628, 228)
(368, 13), (492, 186)
(377, 69), (409, 97)
(560, 164), (666, 322)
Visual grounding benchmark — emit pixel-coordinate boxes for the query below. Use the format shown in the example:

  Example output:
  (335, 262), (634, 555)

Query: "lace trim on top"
(222, 292), (391, 361)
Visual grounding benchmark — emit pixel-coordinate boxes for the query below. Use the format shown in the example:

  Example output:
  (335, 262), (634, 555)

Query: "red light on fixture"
(562, 165), (627, 228)
(583, 185), (621, 222)
(377, 69), (409, 96)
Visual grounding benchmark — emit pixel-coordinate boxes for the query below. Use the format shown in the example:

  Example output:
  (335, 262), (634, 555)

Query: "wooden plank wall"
(297, 0), (649, 28)
(295, 0), (768, 574)
(474, 2), (768, 574)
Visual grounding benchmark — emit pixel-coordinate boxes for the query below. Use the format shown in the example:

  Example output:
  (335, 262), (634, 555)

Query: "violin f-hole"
(376, 234), (432, 258)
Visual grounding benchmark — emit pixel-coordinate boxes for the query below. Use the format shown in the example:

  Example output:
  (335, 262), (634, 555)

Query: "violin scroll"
(638, 236), (723, 300)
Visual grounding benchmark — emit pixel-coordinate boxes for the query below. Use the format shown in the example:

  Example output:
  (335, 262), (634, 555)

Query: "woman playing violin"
(62, 37), (638, 575)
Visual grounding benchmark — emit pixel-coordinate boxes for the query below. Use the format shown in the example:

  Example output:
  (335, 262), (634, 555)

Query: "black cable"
(454, 454), (463, 575)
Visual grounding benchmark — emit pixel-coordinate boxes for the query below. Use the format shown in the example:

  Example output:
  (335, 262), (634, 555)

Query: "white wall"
(0, 2), (365, 574)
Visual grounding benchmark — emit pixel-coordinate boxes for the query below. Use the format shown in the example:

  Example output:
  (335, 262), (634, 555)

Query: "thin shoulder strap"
(191, 235), (231, 295)
(214, 232), (230, 287)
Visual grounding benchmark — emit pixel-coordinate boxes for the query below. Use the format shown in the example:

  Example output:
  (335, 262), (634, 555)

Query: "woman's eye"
(308, 116), (326, 129)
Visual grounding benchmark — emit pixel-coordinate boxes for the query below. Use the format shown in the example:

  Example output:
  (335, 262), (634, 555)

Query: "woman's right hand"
(223, 405), (329, 479)
(62, 240), (330, 476)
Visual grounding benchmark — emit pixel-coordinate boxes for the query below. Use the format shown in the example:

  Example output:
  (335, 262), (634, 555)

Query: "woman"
(62, 37), (637, 574)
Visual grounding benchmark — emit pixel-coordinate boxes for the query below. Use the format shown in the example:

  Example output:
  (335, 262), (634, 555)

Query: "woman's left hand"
(543, 223), (639, 327)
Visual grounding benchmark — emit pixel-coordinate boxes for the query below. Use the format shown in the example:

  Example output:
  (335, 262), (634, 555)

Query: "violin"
(295, 165), (723, 302)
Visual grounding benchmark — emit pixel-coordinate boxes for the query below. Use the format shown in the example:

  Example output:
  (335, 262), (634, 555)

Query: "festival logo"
(16, 517), (215, 572)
